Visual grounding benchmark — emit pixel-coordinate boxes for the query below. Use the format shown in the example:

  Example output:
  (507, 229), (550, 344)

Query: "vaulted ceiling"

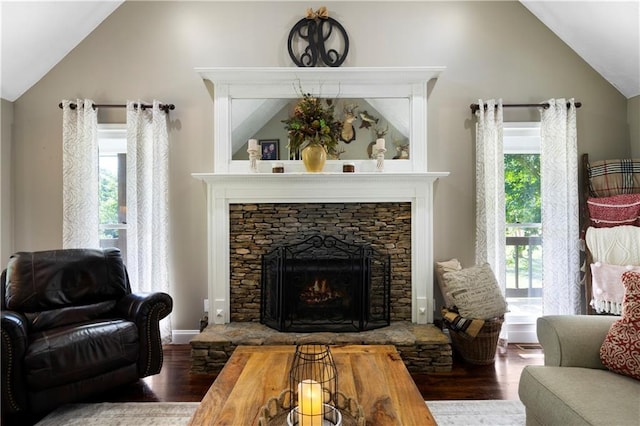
(1, 1), (124, 102)
(520, 0), (639, 99)
(1, 1), (638, 102)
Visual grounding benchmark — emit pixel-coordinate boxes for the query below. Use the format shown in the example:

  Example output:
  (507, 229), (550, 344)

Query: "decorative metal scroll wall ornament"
(287, 7), (349, 67)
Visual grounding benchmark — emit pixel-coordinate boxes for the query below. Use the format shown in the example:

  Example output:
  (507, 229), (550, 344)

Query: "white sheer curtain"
(126, 100), (172, 341)
(475, 99), (506, 292)
(540, 99), (580, 315)
(62, 99), (99, 248)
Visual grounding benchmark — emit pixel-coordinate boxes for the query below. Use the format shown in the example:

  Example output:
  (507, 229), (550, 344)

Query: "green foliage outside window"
(504, 154), (542, 286)
(99, 167), (119, 239)
(505, 154), (541, 227)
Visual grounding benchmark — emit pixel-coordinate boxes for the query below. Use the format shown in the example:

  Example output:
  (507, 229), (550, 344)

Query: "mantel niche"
(192, 67), (448, 326)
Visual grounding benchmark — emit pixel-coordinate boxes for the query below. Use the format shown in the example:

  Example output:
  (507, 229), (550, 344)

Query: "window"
(98, 124), (127, 258)
(503, 122), (542, 340)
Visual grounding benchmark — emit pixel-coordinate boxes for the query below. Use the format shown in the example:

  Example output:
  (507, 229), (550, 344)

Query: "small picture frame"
(260, 139), (279, 160)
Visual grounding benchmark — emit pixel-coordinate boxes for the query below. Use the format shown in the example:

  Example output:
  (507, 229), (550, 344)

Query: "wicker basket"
(448, 317), (504, 365)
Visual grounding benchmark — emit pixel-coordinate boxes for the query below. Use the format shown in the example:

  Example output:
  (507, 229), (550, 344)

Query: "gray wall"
(6, 1), (631, 330)
(1, 99), (14, 263)
(629, 96), (640, 157)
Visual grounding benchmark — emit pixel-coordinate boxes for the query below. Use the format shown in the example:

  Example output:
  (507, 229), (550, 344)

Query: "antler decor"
(287, 7), (349, 67)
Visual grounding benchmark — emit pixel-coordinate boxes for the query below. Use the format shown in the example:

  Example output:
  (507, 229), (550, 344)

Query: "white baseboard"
(171, 329), (200, 344)
(504, 322), (538, 344)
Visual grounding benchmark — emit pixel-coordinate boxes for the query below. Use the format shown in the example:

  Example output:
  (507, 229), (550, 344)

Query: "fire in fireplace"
(261, 235), (390, 332)
(299, 278), (345, 305)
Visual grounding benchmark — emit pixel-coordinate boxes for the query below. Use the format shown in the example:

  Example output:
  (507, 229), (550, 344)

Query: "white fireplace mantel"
(192, 172), (448, 325)
(195, 66), (445, 174)
(193, 66), (448, 326)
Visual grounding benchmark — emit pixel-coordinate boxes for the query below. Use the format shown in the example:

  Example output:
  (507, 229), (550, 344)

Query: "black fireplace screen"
(261, 235), (390, 332)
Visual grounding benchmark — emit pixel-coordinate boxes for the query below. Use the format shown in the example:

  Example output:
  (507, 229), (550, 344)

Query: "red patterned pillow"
(600, 271), (640, 380)
(587, 193), (640, 228)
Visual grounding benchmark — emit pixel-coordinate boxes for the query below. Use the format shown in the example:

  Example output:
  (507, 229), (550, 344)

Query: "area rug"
(36, 399), (525, 425)
(426, 400), (526, 425)
(35, 402), (200, 425)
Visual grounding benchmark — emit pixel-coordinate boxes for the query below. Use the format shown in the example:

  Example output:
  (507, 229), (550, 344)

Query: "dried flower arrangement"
(282, 92), (343, 157)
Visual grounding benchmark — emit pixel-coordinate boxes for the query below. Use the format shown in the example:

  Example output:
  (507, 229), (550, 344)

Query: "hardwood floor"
(4, 343), (543, 425)
(415, 344), (544, 401)
(93, 343), (544, 402)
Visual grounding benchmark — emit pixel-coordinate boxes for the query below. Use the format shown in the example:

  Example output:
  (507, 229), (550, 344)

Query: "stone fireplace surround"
(192, 172), (446, 325)
(229, 202), (409, 324)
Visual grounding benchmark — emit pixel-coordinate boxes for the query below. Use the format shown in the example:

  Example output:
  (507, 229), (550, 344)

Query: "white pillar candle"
(248, 139), (258, 150)
(376, 138), (385, 150)
(298, 379), (322, 426)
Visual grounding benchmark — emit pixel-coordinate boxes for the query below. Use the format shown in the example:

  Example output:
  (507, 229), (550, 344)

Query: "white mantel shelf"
(196, 66), (445, 89)
(193, 171), (448, 325)
(192, 171), (448, 202)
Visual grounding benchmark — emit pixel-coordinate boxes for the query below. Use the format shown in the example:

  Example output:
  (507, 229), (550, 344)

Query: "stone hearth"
(190, 322), (452, 375)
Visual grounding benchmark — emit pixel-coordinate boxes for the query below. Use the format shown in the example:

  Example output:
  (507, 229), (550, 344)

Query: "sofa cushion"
(24, 300), (117, 332)
(536, 315), (615, 369)
(600, 271), (640, 380)
(25, 318), (139, 391)
(519, 366), (640, 426)
(441, 263), (508, 320)
(5, 248), (129, 312)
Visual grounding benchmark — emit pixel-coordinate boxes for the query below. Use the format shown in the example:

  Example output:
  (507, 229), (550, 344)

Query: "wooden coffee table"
(188, 344), (436, 425)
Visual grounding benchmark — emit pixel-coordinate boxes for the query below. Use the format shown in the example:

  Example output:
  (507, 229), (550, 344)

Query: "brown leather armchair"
(1, 248), (173, 415)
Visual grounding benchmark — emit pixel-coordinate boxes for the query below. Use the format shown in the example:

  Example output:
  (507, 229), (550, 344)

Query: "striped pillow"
(587, 158), (640, 197)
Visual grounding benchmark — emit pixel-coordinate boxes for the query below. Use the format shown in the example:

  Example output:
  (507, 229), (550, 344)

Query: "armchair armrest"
(1, 310), (29, 413)
(537, 315), (617, 369)
(116, 292), (173, 377)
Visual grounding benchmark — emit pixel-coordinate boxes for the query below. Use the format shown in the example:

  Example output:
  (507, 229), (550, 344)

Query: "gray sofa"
(519, 315), (640, 425)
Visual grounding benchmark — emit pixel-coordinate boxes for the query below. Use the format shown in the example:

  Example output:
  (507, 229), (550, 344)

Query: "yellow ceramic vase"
(301, 143), (327, 172)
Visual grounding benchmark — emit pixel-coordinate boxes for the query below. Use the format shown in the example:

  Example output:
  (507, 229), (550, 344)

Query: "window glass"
(504, 122), (542, 334)
(98, 124), (127, 258)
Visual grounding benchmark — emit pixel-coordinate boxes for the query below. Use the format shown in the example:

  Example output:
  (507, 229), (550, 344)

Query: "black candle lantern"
(288, 344), (341, 425)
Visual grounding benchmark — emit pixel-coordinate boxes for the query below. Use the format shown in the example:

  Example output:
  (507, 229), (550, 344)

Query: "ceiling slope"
(520, 0), (640, 98)
(0, 1), (638, 101)
(1, 0), (123, 102)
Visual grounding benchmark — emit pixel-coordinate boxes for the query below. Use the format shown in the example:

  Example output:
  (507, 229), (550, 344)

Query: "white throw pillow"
(435, 259), (462, 308)
(442, 263), (508, 320)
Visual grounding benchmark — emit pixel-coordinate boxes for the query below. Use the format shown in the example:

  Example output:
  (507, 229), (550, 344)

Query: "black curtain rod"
(469, 101), (581, 114)
(58, 102), (175, 113)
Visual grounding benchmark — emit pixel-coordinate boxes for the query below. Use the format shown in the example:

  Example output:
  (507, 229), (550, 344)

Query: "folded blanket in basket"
(441, 308), (484, 338)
